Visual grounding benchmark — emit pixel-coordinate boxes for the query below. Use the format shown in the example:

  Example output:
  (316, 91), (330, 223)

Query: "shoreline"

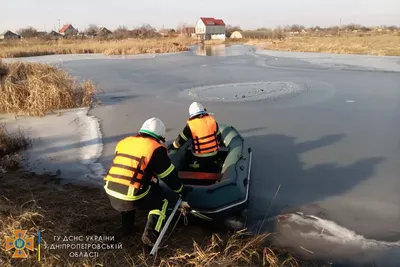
(1, 34), (399, 60)
(0, 170), (321, 266)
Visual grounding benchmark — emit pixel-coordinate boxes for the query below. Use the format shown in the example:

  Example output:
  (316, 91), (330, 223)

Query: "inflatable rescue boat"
(168, 124), (252, 227)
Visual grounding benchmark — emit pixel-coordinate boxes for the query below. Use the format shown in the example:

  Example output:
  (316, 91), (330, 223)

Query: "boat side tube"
(183, 125), (252, 218)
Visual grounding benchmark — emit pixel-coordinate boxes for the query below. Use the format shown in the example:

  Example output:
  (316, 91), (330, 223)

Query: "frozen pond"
(2, 45), (400, 266)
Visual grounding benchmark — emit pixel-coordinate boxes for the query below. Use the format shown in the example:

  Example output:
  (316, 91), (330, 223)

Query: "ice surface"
(256, 50), (400, 72)
(179, 81), (309, 102)
(250, 213), (400, 266)
(0, 108), (105, 186)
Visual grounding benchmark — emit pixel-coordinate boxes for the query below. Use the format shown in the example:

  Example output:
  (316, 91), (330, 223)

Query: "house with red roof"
(59, 24), (78, 37)
(195, 17), (226, 41)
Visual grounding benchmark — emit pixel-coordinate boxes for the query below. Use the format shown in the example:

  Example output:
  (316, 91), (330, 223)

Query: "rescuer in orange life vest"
(104, 117), (190, 246)
(168, 102), (223, 173)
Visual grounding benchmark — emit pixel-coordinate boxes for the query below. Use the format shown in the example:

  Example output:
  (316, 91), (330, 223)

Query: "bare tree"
(17, 26), (39, 38)
(134, 24), (159, 38)
(176, 22), (189, 33)
(387, 25), (398, 31)
(85, 24), (99, 36)
(289, 24), (305, 32)
(255, 27), (271, 31)
(111, 25), (130, 39)
(273, 26), (285, 40)
(225, 24), (241, 37)
(343, 24), (362, 31)
(226, 24), (241, 32)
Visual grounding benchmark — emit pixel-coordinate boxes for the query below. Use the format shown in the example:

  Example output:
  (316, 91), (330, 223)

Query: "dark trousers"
(107, 184), (171, 236)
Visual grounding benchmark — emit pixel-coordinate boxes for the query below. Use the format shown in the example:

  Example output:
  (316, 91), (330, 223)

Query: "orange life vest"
(104, 136), (161, 191)
(187, 115), (220, 155)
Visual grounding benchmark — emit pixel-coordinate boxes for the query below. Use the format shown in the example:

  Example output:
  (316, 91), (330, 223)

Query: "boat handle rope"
(159, 207), (189, 248)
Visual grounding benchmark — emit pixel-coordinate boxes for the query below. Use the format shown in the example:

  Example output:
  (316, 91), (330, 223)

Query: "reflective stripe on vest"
(104, 181), (151, 201)
(104, 136), (162, 201)
(187, 115), (220, 157)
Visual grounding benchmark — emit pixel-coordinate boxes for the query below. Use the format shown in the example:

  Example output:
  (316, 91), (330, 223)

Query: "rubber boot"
(121, 210), (136, 235)
(110, 210), (136, 243)
(141, 214), (160, 246)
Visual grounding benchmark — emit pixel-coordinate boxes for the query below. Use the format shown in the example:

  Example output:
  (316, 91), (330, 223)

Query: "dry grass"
(0, 37), (197, 58)
(203, 40), (225, 45)
(263, 35), (400, 56)
(0, 60), (97, 116)
(0, 171), (326, 267)
(162, 230), (302, 267)
(0, 125), (30, 170)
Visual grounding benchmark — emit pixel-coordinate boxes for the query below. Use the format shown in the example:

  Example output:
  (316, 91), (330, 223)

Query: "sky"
(1, 0), (399, 33)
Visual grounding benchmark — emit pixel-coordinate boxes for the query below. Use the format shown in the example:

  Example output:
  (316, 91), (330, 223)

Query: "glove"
(167, 143), (177, 151)
(180, 201), (190, 209)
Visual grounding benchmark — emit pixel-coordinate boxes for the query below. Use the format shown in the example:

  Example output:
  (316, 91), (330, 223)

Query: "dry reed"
(203, 40), (226, 45)
(263, 35), (400, 56)
(0, 124), (30, 170)
(0, 37), (197, 58)
(0, 60), (97, 116)
(0, 171), (327, 267)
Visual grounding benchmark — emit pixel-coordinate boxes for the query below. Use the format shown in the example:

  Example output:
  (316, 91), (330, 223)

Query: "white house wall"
(195, 20), (206, 34)
(195, 20), (225, 35)
(211, 34), (226, 40)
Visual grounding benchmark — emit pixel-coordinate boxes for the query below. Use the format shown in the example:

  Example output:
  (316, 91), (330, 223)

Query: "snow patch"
(2, 53), (157, 64)
(256, 50), (400, 72)
(285, 213), (400, 248)
(72, 109), (106, 183)
(251, 212), (400, 265)
(0, 108), (105, 186)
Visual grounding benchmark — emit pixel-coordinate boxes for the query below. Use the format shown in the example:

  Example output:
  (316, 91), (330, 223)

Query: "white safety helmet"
(189, 102), (206, 118)
(138, 117), (166, 142)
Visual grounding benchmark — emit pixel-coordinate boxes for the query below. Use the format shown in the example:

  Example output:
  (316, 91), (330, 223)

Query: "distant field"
(1, 33), (399, 58)
(259, 35), (400, 56)
(0, 37), (197, 58)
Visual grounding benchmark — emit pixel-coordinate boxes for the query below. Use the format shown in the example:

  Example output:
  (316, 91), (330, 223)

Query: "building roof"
(48, 30), (62, 36)
(200, 17), (226, 26)
(59, 24), (75, 33)
(98, 27), (112, 33)
(159, 29), (170, 34)
(1, 30), (20, 36)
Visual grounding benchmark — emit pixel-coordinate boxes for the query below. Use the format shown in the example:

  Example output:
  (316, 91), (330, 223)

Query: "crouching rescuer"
(104, 117), (188, 246)
(168, 102), (223, 173)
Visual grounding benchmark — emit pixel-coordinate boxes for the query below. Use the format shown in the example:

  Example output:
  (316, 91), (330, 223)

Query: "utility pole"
(58, 19), (61, 31)
(338, 17), (342, 35)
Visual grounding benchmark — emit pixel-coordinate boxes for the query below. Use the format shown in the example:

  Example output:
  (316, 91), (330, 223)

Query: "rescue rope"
(257, 184), (281, 235)
(160, 208), (189, 246)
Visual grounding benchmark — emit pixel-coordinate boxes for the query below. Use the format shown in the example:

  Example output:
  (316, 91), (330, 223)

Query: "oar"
(189, 209), (213, 221)
(149, 197), (182, 256)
